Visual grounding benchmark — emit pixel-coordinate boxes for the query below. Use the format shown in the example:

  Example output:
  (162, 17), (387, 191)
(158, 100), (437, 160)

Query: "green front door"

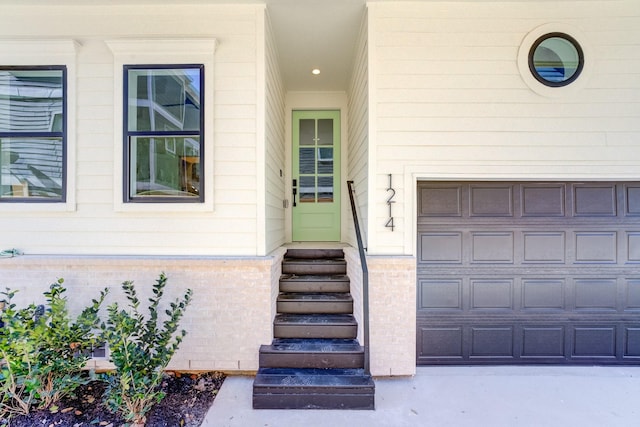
(292, 110), (341, 241)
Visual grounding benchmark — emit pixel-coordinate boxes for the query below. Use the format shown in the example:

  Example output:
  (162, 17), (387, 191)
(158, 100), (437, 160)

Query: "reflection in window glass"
(299, 148), (315, 174)
(529, 33), (583, 87)
(300, 176), (315, 202)
(317, 176), (333, 203)
(317, 148), (333, 174)
(124, 65), (204, 202)
(128, 68), (201, 132)
(0, 68), (65, 201)
(129, 136), (200, 198)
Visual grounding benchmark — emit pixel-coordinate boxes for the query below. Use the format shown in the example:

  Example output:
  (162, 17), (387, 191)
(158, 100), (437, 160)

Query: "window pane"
(299, 147), (315, 174)
(0, 69), (64, 133)
(317, 176), (333, 203)
(129, 136), (200, 198)
(299, 176), (315, 203)
(317, 119), (333, 146)
(299, 119), (315, 145)
(317, 147), (333, 174)
(127, 68), (201, 132)
(0, 137), (63, 198)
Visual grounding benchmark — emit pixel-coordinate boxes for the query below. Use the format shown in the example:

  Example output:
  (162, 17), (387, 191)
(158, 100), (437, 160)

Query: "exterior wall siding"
(0, 4), (264, 256)
(368, 0), (640, 256)
(264, 9), (287, 255)
(347, 10), (370, 249)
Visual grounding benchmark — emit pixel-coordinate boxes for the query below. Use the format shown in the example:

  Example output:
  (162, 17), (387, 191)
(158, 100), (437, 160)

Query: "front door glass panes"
(125, 66), (203, 201)
(300, 119), (315, 145)
(298, 118), (334, 203)
(0, 68), (66, 201)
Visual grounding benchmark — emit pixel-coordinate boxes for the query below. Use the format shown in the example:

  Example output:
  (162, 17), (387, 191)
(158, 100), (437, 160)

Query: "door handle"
(292, 179), (297, 207)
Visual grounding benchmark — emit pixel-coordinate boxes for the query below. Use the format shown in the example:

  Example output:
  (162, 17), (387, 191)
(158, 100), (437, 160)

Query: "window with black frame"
(124, 65), (204, 202)
(529, 33), (584, 87)
(0, 67), (66, 202)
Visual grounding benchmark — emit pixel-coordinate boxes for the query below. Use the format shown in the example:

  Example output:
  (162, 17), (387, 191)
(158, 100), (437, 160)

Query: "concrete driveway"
(204, 366), (640, 427)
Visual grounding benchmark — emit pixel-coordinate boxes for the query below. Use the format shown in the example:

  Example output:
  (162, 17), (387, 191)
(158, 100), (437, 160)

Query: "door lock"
(292, 179), (297, 207)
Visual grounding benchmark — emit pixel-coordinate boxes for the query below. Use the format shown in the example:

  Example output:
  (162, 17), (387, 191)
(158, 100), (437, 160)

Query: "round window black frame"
(528, 32), (584, 87)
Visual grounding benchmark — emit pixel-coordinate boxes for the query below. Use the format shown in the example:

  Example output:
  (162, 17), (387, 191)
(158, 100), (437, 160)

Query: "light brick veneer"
(345, 248), (417, 377)
(0, 248), (286, 372)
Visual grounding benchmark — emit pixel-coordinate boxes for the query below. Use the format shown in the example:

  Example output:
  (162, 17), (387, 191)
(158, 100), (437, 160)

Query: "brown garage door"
(417, 182), (640, 365)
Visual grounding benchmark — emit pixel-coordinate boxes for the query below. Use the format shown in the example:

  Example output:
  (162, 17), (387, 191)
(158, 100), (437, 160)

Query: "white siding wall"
(368, 0), (640, 255)
(0, 4), (264, 256)
(347, 10), (370, 249)
(264, 10), (287, 255)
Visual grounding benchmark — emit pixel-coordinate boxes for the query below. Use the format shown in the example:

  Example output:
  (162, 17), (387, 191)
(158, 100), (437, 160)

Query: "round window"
(529, 33), (584, 87)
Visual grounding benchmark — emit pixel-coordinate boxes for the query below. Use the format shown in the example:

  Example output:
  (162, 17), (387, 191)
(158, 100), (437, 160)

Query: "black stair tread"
(285, 249), (345, 259)
(280, 274), (349, 281)
(254, 368), (374, 389)
(274, 314), (357, 325)
(278, 293), (353, 301)
(283, 258), (346, 265)
(262, 339), (363, 353)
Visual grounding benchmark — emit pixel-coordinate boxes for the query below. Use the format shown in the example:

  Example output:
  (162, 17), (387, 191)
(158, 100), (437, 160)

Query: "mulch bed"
(2, 371), (226, 427)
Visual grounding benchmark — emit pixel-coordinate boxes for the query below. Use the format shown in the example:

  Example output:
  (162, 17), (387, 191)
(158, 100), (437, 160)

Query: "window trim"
(0, 65), (68, 203)
(106, 38), (216, 213)
(122, 64), (205, 203)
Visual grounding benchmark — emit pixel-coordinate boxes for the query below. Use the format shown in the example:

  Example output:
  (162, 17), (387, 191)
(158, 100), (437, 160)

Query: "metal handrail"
(347, 180), (370, 375)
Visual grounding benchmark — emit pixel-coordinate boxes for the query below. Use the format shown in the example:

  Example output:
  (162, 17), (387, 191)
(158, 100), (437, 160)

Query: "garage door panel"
(470, 279), (514, 310)
(419, 186), (462, 217)
(417, 181), (640, 365)
(419, 279), (462, 310)
(522, 326), (565, 358)
(471, 232), (514, 263)
(523, 232), (566, 263)
(470, 185), (514, 217)
(522, 279), (566, 310)
(574, 279), (618, 310)
(626, 185), (640, 215)
(419, 232), (462, 263)
(573, 184), (617, 216)
(572, 326), (617, 358)
(575, 232), (618, 263)
(624, 327), (640, 357)
(627, 233), (640, 261)
(418, 327), (464, 360)
(522, 184), (566, 217)
(470, 327), (514, 358)
(625, 280), (640, 310)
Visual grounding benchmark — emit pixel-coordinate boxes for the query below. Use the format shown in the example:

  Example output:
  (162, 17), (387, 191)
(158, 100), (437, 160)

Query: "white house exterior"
(0, 0), (639, 376)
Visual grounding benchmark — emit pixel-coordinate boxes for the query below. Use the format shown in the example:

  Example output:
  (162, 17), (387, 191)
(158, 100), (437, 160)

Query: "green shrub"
(100, 273), (192, 425)
(0, 279), (107, 417)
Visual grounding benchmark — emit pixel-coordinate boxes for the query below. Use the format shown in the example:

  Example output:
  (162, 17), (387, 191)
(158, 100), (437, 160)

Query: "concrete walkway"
(203, 366), (640, 427)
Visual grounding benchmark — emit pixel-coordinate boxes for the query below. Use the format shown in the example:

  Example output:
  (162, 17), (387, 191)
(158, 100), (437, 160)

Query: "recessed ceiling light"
(312, 68), (321, 75)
